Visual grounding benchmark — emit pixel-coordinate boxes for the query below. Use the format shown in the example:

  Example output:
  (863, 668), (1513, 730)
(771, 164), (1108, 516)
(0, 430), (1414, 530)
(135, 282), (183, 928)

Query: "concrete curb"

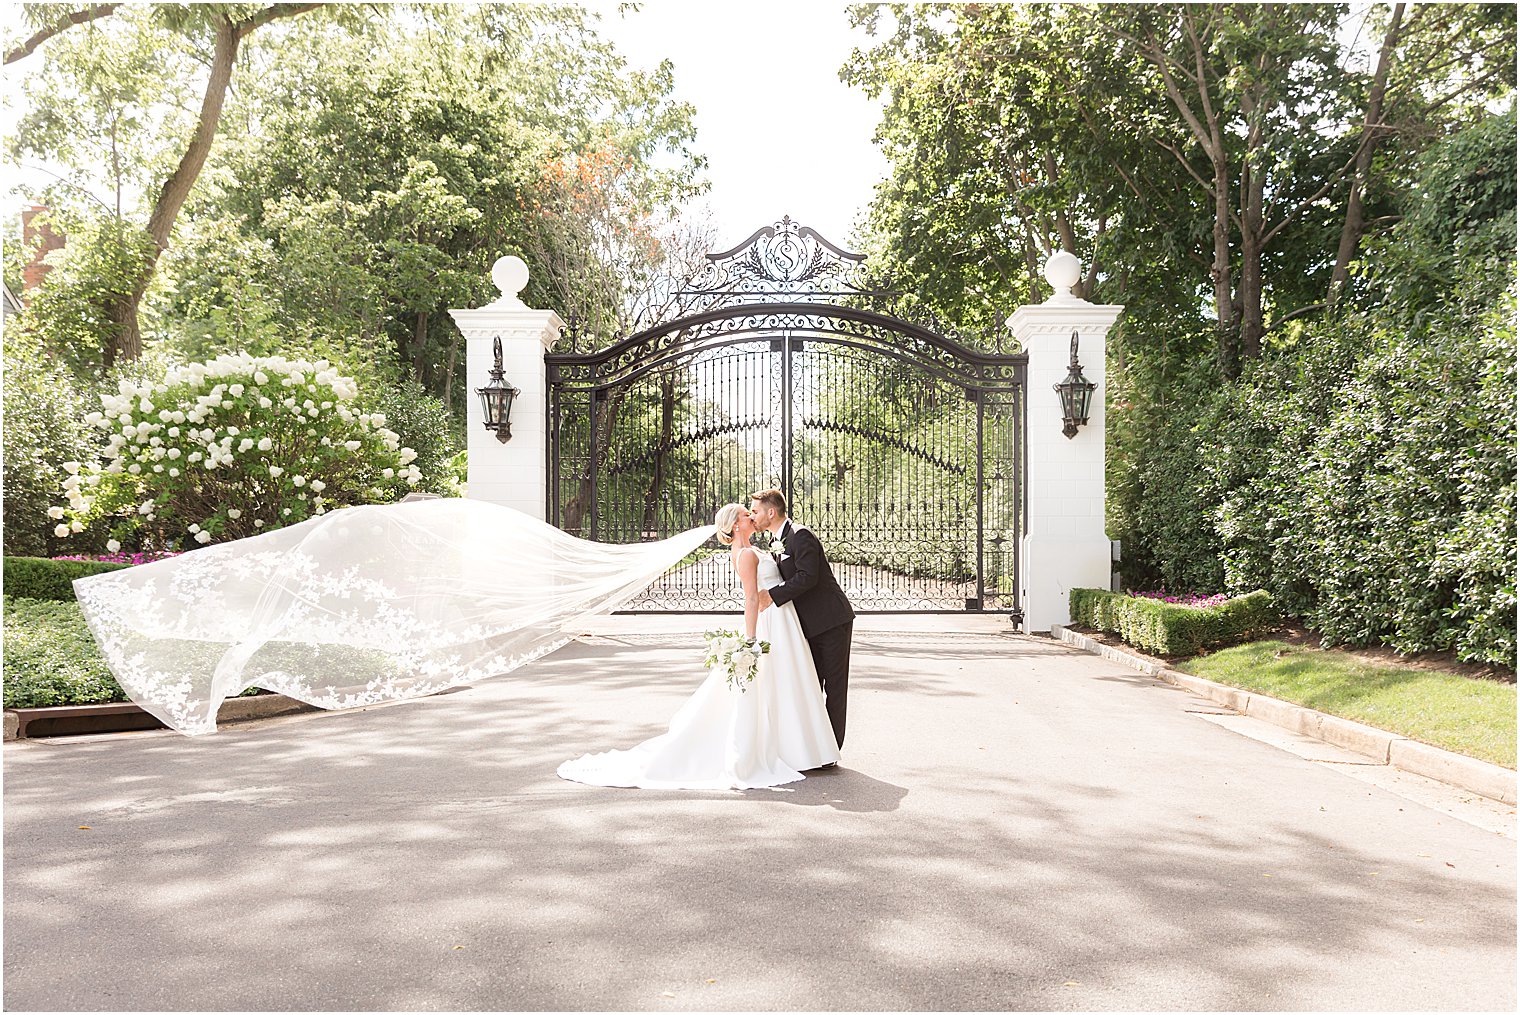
(3, 693), (318, 741)
(1051, 624), (1517, 805)
(213, 693), (318, 725)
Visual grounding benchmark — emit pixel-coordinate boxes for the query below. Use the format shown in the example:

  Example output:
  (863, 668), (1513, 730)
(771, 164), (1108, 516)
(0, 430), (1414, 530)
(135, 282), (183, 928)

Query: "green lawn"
(1180, 640), (1516, 769)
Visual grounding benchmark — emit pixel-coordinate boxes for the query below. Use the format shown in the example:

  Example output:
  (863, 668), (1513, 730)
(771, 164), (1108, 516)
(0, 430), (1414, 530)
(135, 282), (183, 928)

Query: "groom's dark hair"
(749, 489), (787, 515)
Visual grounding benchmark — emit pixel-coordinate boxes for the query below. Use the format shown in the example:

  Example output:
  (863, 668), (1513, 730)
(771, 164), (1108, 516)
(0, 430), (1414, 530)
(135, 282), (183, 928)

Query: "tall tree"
(846, 3), (1515, 377)
(6, 2), (329, 368)
(159, 3), (704, 412)
(1329, 2), (1517, 304)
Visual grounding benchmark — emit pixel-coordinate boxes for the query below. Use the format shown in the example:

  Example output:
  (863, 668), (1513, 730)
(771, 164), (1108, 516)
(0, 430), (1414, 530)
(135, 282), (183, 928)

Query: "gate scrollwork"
(546, 218), (1026, 616)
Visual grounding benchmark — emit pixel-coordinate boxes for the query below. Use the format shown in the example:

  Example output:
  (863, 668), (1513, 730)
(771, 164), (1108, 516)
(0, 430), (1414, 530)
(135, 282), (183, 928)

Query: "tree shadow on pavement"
(4, 633), (1515, 1013)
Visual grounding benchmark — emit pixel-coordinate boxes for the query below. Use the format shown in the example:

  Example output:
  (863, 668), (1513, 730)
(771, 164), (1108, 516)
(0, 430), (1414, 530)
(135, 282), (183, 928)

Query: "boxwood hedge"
(3, 556), (128, 602)
(1070, 588), (1277, 657)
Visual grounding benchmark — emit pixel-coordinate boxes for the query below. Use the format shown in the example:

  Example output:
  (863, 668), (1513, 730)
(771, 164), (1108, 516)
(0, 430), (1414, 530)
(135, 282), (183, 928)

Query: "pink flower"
(1130, 589), (1231, 609)
(53, 551), (183, 566)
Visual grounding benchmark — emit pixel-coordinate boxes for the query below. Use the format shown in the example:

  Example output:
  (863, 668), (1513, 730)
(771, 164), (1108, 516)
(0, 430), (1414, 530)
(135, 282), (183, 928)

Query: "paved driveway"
(4, 625), (1515, 1011)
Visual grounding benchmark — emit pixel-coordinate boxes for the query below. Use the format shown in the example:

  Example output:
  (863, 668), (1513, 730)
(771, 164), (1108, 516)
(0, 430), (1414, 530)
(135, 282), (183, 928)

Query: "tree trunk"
(1238, 85), (1269, 364)
(1330, 3), (1404, 305)
(441, 330), (461, 413)
(1142, 10), (1240, 377)
(561, 387), (625, 536)
(1021, 229), (1042, 298)
(1238, 232), (1264, 362)
(105, 16), (241, 363)
(100, 5), (322, 365)
(1209, 154), (1238, 377)
(412, 309), (429, 386)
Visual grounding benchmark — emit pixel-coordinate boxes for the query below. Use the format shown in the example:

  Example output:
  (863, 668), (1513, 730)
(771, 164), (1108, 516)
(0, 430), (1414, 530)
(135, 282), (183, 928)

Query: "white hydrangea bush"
(54, 353), (423, 546)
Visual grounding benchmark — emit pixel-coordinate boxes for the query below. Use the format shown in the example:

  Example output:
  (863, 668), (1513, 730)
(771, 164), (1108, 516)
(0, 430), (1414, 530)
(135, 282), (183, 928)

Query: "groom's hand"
(756, 588), (774, 610)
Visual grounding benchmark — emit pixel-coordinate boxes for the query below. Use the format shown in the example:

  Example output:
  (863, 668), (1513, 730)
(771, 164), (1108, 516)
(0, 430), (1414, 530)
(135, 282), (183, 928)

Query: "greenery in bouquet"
(702, 629), (772, 693)
(51, 353), (423, 549)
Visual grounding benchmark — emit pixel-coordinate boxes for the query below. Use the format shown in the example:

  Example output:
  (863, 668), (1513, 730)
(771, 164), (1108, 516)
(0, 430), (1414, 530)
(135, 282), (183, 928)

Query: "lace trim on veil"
(72, 499), (713, 736)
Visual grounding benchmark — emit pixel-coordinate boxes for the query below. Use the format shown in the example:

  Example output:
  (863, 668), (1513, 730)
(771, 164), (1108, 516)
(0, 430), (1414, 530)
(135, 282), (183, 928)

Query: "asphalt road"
(4, 626), (1515, 1012)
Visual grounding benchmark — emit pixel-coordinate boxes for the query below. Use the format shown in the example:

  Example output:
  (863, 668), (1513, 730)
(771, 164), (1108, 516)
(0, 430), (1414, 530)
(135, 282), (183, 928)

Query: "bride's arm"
(735, 548), (761, 640)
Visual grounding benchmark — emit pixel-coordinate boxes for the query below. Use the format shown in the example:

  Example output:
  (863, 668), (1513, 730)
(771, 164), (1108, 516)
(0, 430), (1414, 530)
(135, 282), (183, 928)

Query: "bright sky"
(588, 1), (890, 253)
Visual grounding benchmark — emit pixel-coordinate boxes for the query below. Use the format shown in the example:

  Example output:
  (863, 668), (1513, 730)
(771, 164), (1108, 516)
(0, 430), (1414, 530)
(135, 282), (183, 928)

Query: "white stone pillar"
(448, 256), (563, 520)
(1006, 251), (1123, 633)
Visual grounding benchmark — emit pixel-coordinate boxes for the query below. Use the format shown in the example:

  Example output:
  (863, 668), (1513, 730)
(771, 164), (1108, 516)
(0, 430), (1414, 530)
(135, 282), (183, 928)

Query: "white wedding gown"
(557, 548), (841, 790)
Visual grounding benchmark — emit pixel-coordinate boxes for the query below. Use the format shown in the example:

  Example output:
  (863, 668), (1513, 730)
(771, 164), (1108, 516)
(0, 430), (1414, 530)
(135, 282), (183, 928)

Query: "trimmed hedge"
(3, 557), (129, 602)
(1070, 587), (1277, 657)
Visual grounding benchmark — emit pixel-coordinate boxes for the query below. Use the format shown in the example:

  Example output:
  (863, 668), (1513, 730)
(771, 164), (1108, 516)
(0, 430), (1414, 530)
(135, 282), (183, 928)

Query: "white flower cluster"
(53, 461), (89, 537)
(58, 353), (422, 544)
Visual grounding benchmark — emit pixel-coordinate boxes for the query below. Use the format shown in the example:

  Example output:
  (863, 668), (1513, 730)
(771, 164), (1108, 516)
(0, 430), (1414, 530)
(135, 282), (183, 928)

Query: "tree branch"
(1083, 215), (1106, 294)
(5, 3), (122, 64)
(1152, 136), (1215, 196)
(1421, 64), (1512, 117)
(1143, 28), (1216, 153)
(1259, 143), (1367, 246)
(234, 2), (326, 40)
(1266, 302), (1328, 331)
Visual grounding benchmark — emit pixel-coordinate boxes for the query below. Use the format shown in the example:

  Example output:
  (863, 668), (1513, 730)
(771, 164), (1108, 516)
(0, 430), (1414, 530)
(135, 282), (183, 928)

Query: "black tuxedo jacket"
(766, 519), (855, 639)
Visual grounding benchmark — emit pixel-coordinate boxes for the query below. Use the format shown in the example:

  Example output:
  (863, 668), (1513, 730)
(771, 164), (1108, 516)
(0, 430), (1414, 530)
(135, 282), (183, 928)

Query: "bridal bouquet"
(702, 629), (771, 692)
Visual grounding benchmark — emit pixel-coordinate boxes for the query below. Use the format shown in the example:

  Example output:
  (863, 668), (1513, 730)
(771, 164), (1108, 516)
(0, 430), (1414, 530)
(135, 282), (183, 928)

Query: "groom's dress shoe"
(816, 762), (838, 770)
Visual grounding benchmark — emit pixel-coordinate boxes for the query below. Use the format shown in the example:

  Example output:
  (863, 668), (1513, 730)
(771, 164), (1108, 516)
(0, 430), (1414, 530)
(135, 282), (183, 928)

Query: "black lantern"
(476, 336), (520, 443)
(1053, 329), (1096, 439)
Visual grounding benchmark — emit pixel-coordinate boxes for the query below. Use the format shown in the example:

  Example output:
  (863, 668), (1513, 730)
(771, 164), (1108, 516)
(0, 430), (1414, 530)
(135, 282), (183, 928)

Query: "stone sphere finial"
(1044, 249), (1081, 300)
(491, 255), (530, 308)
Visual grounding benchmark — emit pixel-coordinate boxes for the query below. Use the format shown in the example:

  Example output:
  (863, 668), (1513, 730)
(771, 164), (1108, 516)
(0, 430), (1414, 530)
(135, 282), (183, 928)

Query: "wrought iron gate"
(546, 218), (1026, 615)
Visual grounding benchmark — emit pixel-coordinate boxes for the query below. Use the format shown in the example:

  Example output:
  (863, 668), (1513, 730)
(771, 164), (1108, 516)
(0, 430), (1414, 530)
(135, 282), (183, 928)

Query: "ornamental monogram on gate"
(546, 217), (1027, 616)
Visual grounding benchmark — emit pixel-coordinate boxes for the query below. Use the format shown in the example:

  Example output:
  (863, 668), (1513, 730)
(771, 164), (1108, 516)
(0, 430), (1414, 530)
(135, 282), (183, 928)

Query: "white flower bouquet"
(702, 629), (771, 693)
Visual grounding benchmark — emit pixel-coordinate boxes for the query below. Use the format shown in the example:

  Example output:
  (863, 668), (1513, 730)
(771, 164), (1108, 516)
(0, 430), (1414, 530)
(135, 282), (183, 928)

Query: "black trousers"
(807, 621), (853, 750)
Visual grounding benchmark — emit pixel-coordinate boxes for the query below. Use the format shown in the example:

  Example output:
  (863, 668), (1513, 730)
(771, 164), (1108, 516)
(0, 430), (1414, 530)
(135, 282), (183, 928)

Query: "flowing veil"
(72, 498), (713, 736)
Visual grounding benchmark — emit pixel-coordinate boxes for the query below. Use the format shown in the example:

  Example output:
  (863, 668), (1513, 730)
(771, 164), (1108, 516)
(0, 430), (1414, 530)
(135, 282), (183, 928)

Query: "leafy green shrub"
(54, 352), (423, 548)
(1373, 106), (1517, 316)
(1110, 369), (1228, 596)
(1111, 111), (1517, 668)
(3, 557), (130, 602)
(445, 448), (467, 495)
(1070, 587), (1277, 657)
(1195, 279), (1516, 668)
(3, 597), (126, 708)
(3, 594), (265, 709)
(367, 378), (463, 496)
(1, 334), (99, 557)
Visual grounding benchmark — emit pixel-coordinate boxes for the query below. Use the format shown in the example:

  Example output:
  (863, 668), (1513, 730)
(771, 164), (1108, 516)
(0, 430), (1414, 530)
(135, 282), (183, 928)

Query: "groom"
(750, 489), (855, 753)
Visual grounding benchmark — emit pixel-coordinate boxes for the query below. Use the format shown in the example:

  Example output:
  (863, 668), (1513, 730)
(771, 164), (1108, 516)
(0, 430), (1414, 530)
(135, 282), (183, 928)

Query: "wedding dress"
(557, 547), (841, 790)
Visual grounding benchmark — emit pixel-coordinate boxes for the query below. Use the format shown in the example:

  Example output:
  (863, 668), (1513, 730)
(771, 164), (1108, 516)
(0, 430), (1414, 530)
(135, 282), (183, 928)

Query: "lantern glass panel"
(1074, 382), (1093, 422)
(1056, 383), (1072, 419)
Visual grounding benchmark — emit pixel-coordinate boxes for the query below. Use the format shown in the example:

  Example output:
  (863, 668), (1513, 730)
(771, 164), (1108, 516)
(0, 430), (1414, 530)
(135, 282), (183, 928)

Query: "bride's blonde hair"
(714, 503), (745, 546)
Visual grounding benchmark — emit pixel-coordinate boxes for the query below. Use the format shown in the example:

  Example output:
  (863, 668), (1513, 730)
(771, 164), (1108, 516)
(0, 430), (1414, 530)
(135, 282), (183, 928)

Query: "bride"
(557, 504), (841, 790)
